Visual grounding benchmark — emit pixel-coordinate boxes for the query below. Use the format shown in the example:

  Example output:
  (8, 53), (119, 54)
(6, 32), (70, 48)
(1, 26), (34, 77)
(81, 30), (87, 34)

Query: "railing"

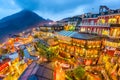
(79, 23), (110, 27)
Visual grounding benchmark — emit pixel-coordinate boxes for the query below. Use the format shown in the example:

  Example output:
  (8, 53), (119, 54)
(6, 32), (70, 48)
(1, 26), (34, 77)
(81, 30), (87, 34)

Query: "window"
(102, 29), (109, 36)
(80, 28), (85, 32)
(110, 28), (120, 37)
(97, 19), (105, 24)
(108, 18), (117, 24)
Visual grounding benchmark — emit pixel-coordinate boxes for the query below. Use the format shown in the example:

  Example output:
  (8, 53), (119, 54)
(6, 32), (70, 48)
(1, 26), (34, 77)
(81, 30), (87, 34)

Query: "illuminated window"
(80, 28), (85, 32)
(115, 16), (120, 24)
(108, 18), (117, 24)
(102, 29), (109, 36)
(110, 28), (120, 37)
(97, 19), (105, 24)
(119, 18), (120, 24)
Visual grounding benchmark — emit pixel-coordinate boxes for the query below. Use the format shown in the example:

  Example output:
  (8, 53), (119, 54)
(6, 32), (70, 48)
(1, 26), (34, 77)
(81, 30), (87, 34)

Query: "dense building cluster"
(0, 5), (120, 80)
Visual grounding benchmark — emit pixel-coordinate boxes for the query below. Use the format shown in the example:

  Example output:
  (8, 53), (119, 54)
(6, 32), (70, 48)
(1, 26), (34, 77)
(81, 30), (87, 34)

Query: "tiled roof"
(19, 62), (54, 80)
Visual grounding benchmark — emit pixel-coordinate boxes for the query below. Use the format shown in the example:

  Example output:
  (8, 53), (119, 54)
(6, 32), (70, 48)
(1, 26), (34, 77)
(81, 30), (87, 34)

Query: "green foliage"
(73, 66), (85, 79)
(69, 25), (75, 31)
(48, 46), (59, 55)
(38, 48), (46, 57)
(64, 58), (69, 61)
(66, 71), (74, 80)
(36, 42), (57, 61)
(66, 66), (85, 80)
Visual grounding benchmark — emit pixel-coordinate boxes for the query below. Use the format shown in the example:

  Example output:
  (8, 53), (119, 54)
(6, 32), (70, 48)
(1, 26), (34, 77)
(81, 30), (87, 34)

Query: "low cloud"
(14, 0), (94, 12)
(0, 0), (120, 20)
(14, 0), (40, 10)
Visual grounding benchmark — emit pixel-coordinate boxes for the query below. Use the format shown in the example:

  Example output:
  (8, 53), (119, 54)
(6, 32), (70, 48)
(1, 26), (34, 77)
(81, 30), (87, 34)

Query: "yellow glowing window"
(80, 28), (85, 32)
(102, 30), (109, 36)
(97, 19), (105, 24)
(108, 18), (117, 24)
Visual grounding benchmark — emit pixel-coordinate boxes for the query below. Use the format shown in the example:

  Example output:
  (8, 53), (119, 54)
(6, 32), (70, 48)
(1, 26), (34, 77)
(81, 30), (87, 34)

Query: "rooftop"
(58, 30), (101, 40)
(71, 33), (101, 40)
(57, 30), (77, 37)
(19, 62), (54, 80)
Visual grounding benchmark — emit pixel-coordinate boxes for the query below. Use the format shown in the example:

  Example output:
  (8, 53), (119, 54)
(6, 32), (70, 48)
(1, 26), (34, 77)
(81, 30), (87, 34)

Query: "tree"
(66, 66), (85, 80)
(36, 41), (57, 61)
(73, 66), (85, 80)
(69, 25), (75, 31)
(66, 71), (74, 80)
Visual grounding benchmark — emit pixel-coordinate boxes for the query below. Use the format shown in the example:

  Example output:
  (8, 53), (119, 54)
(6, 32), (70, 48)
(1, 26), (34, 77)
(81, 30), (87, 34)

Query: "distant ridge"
(0, 10), (46, 42)
(46, 18), (53, 22)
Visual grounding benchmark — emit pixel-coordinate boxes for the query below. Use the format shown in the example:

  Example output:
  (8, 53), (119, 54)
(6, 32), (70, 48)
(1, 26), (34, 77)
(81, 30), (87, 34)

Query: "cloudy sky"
(0, 0), (120, 21)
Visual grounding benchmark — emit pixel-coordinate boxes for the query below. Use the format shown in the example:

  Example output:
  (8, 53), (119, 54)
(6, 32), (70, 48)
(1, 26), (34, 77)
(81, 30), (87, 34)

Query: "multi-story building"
(79, 6), (120, 80)
(80, 6), (120, 37)
(57, 16), (82, 30)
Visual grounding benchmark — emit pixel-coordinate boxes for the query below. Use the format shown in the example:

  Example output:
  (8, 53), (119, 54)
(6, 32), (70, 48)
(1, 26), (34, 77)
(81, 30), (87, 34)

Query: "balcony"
(79, 23), (110, 27)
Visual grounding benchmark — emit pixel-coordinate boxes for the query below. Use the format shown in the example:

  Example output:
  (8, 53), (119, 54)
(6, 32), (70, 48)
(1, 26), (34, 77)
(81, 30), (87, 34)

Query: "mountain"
(46, 18), (53, 22)
(0, 10), (46, 42)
